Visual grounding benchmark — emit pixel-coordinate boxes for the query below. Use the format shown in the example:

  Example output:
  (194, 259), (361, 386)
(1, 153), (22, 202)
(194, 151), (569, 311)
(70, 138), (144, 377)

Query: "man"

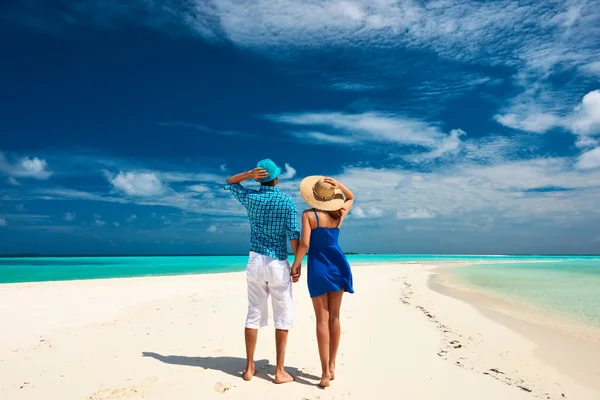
(225, 158), (300, 384)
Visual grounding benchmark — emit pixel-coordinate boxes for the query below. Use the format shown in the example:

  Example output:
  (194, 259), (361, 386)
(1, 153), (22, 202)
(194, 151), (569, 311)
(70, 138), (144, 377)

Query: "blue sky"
(1, 0), (600, 255)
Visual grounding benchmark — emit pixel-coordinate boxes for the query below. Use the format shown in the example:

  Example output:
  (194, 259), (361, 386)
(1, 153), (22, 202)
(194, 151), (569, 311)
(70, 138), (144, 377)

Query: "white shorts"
(245, 251), (293, 330)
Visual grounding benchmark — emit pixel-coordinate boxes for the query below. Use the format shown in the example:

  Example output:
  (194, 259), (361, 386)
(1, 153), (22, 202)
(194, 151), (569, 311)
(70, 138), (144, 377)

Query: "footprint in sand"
(214, 382), (232, 393)
(86, 387), (142, 400)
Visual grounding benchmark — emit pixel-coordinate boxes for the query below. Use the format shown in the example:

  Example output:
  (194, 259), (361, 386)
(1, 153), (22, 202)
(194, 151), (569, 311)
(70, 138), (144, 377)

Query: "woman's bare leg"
(327, 290), (344, 380)
(312, 294), (331, 387)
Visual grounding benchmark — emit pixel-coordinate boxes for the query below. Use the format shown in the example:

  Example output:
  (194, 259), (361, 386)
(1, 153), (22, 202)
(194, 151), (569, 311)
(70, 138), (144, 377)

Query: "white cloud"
(160, 171), (223, 183)
(0, 152), (52, 179)
(15, 204), (25, 212)
(330, 155), (600, 226)
(8, 177), (20, 186)
(207, 225), (218, 233)
(571, 90), (600, 135)
(268, 111), (464, 160)
(582, 61), (600, 77)
(330, 82), (377, 92)
(279, 163), (296, 179)
(495, 89), (600, 139)
(159, 121), (242, 136)
(405, 129), (466, 163)
(494, 112), (561, 134)
(94, 219), (106, 227)
(576, 146), (600, 170)
(220, 164), (227, 172)
(291, 131), (357, 145)
(126, 214), (137, 222)
(351, 206), (383, 219)
(107, 170), (166, 196)
(351, 206), (366, 218)
(396, 208), (436, 220)
(22, 1), (600, 76)
(0, 217), (6, 227)
(188, 184), (210, 193)
(64, 212), (76, 221)
(575, 136), (599, 149)
(113, 222), (120, 227)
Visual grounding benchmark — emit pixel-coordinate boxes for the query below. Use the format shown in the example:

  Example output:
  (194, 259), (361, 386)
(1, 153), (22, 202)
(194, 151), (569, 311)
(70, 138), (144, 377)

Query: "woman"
(290, 176), (355, 388)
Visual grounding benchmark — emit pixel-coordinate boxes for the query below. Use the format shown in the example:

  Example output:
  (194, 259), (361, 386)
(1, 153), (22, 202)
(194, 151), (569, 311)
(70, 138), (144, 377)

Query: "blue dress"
(307, 210), (355, 298)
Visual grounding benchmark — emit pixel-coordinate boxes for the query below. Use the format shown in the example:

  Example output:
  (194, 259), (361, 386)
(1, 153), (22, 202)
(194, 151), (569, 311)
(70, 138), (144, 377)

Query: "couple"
(225, 158), (355, 388)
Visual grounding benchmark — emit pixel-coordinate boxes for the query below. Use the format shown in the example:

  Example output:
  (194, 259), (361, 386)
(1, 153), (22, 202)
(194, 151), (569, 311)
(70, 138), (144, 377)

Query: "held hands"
(291, 263), (301, 283)
(251, 168), (269, 181)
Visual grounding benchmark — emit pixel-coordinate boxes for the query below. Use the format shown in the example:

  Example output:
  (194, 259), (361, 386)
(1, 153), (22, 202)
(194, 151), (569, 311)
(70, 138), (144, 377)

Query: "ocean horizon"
(2, 254), (599, 330)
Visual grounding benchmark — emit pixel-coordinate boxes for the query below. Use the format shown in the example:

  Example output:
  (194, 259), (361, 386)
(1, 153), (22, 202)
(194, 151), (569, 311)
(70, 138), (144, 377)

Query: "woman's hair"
(325, 208), (345, 220)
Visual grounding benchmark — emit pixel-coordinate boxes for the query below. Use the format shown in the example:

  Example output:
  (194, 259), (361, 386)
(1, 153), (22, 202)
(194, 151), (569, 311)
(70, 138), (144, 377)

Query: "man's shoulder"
(277, 191), (297, 204)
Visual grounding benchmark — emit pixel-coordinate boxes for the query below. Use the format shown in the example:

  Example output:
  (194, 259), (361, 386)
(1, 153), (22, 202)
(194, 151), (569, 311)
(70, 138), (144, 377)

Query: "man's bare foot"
(274, 370), (294, 384)
(242, 364), (255, 381)
(318, 374), (331, 388)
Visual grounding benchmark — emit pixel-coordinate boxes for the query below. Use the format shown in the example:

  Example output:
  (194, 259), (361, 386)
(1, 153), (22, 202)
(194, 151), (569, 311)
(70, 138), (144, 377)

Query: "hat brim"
(300, 176), (345, 212)
(258, 166), (281, 183)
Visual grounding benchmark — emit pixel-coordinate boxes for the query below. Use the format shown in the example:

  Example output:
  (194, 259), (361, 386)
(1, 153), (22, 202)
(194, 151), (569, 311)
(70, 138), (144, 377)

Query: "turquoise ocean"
(1, 254), (599, 328)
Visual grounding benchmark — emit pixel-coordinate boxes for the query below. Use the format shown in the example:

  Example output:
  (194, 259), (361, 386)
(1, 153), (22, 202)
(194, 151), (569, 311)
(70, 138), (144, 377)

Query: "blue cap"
(256, 159), (281, 182)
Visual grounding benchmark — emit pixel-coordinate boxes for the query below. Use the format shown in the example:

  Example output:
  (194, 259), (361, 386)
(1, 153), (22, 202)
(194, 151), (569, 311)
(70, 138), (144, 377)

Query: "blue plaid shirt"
(225, 183), (301, 260)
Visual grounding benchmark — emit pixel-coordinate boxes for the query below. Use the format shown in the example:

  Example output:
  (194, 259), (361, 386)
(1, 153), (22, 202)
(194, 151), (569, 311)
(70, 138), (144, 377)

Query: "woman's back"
(308, 209), (343, 252)
(306, 209), (354, 298)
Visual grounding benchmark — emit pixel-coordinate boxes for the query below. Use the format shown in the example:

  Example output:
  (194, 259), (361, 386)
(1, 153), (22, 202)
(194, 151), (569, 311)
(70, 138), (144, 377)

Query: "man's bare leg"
(243, 328), (258, 380)
(274, 329), (294, 383)
(312, 294), (331, 387)
(327, 290), (344, 380)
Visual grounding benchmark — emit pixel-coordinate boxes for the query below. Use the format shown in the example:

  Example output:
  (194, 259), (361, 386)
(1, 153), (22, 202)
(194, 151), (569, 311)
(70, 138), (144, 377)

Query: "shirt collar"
(259, 186), (280, 193)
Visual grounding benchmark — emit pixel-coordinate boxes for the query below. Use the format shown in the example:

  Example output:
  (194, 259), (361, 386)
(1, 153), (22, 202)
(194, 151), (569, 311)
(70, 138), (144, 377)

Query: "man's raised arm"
(226, 168), (268, 184)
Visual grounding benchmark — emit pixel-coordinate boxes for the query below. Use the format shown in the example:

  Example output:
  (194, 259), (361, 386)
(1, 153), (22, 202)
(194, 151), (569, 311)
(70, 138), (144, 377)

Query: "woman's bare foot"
(318, 374), (331, 388)
(329, 364), (335, 380)
(242, 363), (255, 381)
(274, 370), (294, 384)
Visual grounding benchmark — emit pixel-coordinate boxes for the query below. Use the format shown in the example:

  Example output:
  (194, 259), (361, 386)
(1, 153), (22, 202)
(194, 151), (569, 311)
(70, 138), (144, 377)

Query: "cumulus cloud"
(113, 222), (120, 227)
(280, 163), (296, 179)
(107, 170), (166, 196)
(351, 206), (384, 219)
(15, 204), (26, 212)
(64, 212), (76, 221)
(207, 225), (218, 233)
(571, 90), (600, 136)
(188, 184), (210, 193)
(126, 214), (137, 222)
(0, 217), (6, 227)
(94, 219), (105, 227)
(0, 152), (52, 179)
(495, 89), (600, 140)
(576, 146), (600, 170)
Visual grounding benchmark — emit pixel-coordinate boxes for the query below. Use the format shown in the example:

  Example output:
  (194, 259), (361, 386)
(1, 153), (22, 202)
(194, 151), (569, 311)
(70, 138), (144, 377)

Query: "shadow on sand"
(142, 352), (320, 386)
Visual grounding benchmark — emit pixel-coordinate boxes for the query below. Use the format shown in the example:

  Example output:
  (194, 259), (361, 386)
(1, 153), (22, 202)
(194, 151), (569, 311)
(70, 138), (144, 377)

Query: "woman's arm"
(324, 177), (355, 215)
(290, 211), (311, 283)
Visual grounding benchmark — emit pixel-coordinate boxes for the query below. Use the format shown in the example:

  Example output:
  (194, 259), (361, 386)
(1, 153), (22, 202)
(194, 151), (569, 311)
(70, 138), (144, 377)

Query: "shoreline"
(0, 259), (542, 286)
(1, 263), (599, 399)
(423, 265), (600, 396)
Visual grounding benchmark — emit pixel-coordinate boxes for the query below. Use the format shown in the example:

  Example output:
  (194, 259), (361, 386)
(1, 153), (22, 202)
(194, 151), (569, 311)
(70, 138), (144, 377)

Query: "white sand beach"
(1, 264), (599, 400)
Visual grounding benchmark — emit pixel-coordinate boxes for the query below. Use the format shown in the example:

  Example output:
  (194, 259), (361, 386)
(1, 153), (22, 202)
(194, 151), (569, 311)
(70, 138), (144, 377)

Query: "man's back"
(226, 183), (300, 260)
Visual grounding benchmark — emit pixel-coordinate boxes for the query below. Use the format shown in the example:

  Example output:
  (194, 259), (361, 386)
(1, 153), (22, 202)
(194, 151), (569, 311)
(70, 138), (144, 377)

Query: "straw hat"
(300, 176), (345, 211)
